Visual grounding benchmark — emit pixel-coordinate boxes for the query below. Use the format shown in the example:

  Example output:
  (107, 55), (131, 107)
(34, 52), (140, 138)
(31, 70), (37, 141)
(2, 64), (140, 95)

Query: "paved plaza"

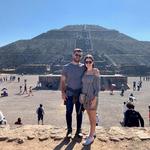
(0, 74), (150, 128)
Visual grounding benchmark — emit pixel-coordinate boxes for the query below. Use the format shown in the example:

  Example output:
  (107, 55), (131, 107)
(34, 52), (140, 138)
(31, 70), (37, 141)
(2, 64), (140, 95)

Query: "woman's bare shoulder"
(93, 68), (100, 76)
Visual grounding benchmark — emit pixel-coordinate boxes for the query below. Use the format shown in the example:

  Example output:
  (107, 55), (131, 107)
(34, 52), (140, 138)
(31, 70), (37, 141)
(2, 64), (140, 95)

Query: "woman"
(82, 54), (100, 145)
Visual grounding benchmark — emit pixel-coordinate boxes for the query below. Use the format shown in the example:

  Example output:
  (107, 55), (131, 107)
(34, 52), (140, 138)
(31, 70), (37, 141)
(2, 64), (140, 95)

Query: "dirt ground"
(0, 74), (150, 128)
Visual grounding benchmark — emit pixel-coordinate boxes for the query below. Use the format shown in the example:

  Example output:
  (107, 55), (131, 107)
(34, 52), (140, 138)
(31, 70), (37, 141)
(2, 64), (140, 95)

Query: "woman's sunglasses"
(85, 61), (92, 64)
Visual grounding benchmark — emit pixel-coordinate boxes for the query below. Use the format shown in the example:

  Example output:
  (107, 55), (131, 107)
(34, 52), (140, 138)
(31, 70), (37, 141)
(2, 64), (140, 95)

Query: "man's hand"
(61, 92), (68, 101)
(61, 75), (67, 103)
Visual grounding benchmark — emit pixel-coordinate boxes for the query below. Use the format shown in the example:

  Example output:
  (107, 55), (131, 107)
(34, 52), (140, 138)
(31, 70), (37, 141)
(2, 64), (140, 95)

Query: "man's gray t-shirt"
(62, 62), (85, 96)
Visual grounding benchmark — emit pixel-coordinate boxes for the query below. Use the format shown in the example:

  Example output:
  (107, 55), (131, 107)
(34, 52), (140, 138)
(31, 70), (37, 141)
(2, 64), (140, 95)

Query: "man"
(124, 102), (144, 127)
(120, 84), (125, 96)
(61, 48), (85, 138)
(28, 86), (33, 96)
(137, 82), (140, 91)
(23, 79), (28, 94)
(36, 104), (45, 125)
(133, 81), (136, 91)
(18, 77), (20, 82)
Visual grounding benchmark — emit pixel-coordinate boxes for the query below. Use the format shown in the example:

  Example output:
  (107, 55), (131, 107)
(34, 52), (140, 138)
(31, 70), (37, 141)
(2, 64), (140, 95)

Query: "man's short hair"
(126, 102), (135, 109)
(73, 48), (82, 53)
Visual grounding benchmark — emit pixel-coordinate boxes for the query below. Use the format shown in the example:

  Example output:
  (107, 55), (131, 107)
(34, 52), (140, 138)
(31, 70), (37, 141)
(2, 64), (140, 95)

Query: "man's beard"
(73, 58), (80, 63)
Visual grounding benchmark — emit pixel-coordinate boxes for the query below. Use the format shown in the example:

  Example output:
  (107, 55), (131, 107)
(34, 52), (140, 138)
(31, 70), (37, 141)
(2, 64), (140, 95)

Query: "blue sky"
(0, 0), (150, 47)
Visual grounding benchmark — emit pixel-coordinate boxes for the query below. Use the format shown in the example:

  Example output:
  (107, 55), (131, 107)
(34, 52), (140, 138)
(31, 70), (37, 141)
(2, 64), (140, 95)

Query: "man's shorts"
(38, 115), (43, 121)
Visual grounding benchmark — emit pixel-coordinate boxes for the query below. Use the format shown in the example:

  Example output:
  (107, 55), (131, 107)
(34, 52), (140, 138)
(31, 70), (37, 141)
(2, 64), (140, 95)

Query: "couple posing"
(61, 48), (100, 145)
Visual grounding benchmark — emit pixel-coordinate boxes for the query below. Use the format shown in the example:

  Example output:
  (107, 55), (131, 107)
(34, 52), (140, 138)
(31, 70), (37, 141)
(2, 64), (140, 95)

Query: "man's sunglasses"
(75, 53), (82, 57)
(85, 61), (92, 64)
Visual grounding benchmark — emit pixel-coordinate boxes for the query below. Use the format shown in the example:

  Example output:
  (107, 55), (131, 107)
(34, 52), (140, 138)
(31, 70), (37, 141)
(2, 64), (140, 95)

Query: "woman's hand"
(90, 97), (97, 108)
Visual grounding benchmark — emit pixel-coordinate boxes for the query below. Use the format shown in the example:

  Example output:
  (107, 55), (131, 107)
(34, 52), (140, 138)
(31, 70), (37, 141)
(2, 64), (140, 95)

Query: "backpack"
(126, 110), (139, 127)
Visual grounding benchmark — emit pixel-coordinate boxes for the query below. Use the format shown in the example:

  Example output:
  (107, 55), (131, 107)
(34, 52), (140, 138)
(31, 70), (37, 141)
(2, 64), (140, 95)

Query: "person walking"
(137, 82), (140, 91)
(18, 77), (20, 82)
(81, 54), (100, 145)
(120, 84), (125, 96)
(19, 85), (22, 94)
(61, 48), (85, 138)
(23, 79), (28, 94)
(133, 81), (136, 91)
(28, 86), (33, 96)
(36, 104), (45, 125)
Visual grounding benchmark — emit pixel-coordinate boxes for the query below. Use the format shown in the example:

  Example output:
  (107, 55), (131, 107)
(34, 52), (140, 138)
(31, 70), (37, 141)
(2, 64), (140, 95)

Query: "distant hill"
(0, 25), (150, 75)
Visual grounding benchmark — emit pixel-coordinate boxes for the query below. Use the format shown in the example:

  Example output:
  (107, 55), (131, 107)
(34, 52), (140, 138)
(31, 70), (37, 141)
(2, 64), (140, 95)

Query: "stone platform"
(0, 125), (150, 150)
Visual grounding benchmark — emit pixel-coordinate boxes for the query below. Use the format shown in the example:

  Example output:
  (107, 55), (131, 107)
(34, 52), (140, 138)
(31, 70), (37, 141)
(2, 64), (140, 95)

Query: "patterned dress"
(82, 72), (100, 110)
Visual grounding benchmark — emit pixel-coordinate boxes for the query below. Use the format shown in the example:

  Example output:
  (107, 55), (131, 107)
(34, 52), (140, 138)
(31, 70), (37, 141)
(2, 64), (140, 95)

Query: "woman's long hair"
(84, 54), (95, 70)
